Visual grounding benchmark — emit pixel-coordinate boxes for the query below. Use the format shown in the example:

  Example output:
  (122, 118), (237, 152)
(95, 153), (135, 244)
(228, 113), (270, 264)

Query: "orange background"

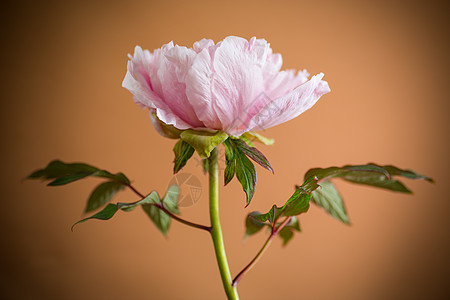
(2, 0), (449, 299)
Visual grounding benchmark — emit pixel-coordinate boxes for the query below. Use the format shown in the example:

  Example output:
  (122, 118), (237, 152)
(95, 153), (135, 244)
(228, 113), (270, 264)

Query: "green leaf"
(311, 181), (349, 224)
(232, 138), (273, 173)
(245, 163), (432, 245)
(251, 189), (312, 224)
(141, 193), (169, 236)
(84, 181), (126, 213)
(341, 170), (411, 193)
(282, 188), (313, 217)
(28, 160), (98, 179)
(223, 139), (236, 185)
(141, 185), (180, 235)
(340, 163), (434, 192)
(73, 186), (180, 235)
(251, 179), (319, 225)
(180, 129), (228, 158)
(173, 140), (195, 173)
(93, 170), (130, 185)
(241, 131), (274, 146)
(72, 204), (119, 231)
(278, 216), (301, 246)
(235, 148), (257, 206)
(251, 204), (285, 224)
(245, 211), (268, 238)
(161, 185), (180, 215)
(28, 160), (130, 186)
(379, 164), (434, 183)
(304, 163), (433, 223)
(73, 193), (158, 230)
(48, 172), (94, 186)
(304, 164), (433, 194)
(304, 164), (390, 183)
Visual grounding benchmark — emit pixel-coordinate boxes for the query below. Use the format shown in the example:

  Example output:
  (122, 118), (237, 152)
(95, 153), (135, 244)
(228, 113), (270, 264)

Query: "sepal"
(180, 129), (228, 158)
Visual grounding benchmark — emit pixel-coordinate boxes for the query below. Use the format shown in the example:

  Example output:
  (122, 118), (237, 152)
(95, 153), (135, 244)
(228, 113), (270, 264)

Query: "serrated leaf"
(340, 163), (434, 192)
(304, 164), (432, 194)
(379, 164), (434, 183)
(48, 172), (94, 186)
(224, 160), (236, 186)
(341, 171), (411, 193)
(251, 204), (285, 224)
(232, 138), (273, 173)
(311, 181), (349, 224)
(28, 160), (130, 186)
(73, 186), (180, 235)
(304, 163), (433, 223)
(235, 148), (257, 206)
(117, 191), (158, 211)
(28, 160), (98, 179)
(173, 139), (195, 173)
(278, 216), (301, 246)
(304, 164), (389, 183)
(93, 170), (130, 185)
(73, 193), (158, 229)
(224, 139), (236, 185)
(72, 204), (119, 230)
(180, 129), (228, 158)
(282, 188), (313, 217)
(85, 181), (125, 213)
(251, 179), (319, 225)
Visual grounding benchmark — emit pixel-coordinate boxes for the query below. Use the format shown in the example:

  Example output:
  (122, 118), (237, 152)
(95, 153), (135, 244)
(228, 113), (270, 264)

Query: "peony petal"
(232, 73), (330, 135)
(210, 36), (265, 134)
(264, 69), (309, 100)
(185, 48), (222, 129)
(164, 45), (197, 82)
(156, 45), (204, 128)
(122, 68), (156, 109)
(193, 38), (215, 53)
(123, 37), (332, 137)
(123, 45), (194, 130)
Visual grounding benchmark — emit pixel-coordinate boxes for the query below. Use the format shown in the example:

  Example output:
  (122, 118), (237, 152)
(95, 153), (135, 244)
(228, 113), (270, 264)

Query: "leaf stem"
(232, 216), (291, 287)
(126, 183), (211, 232)
(209, 147), (240, 300)
(154, 203), (211, 232)
(126, 183), (146, 198)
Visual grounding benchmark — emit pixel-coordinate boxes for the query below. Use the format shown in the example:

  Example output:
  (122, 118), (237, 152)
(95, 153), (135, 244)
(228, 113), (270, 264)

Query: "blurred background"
(1, 0), (449, 299)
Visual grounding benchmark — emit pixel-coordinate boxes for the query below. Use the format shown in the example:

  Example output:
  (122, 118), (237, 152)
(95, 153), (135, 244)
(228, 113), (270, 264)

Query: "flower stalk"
(208, 147), (240, 300)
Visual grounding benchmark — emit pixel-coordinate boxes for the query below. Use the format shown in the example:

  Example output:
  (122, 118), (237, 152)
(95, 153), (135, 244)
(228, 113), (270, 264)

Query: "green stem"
(208, 147), (239, 300)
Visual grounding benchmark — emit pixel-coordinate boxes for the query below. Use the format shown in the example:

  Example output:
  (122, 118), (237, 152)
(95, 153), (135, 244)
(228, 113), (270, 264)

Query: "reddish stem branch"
(232, 216), (292, 287)
(126, 183), (211, 232)
(154, 203), (212, 232)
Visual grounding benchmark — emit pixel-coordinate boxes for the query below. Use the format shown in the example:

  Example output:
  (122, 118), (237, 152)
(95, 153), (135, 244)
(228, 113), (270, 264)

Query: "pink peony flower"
(122, 36), (330, 137)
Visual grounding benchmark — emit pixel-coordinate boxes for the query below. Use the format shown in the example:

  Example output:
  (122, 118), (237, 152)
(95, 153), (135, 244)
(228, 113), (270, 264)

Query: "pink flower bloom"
(123, 36), (330, 137)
